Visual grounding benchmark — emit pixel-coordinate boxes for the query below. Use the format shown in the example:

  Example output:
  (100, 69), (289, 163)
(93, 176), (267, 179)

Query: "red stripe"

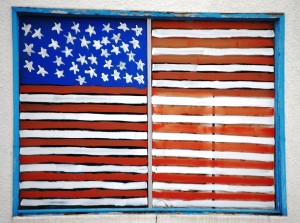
(152, 173), (274, 185)
(152, 55), (274, 65)
(153, 123), (274, 137)
(20, 121), (147, 131)
(20, 85), (147, 95)
(20, 172), (148, 182)
(21, 139), (147, 148)
(21, 189), (147, 199)
(152, 21), (274, 29)
(152, 157), (274, 169)
(153, 140), (274, 154)
(20, 103), (147, 113)
(152, 37), (274, 48)
(153, 191), (274, 201)
(20, 155), (148, 165)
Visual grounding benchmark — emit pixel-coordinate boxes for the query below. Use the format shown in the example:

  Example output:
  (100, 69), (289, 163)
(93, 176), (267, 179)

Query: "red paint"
(153, 190), (274, 201)
(152, 173), (274, 185)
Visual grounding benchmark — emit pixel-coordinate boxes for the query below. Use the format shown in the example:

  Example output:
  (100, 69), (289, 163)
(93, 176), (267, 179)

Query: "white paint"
(152, 96), (274, 107)
(20, 94), (147, 104)
(152, 64), (274, 72)
(20, 181), (147, 190)
(20, 164), (148, 173)
(153, 182), (274, 193)
(152, 166), (274, 177)
(152, 132), (274, 145)
(20, 147), (147, 156)
(152, 149), (274, 162)
(152, 80), (274, 89)
(152, 199), (274, 209)
(152, 114), (274, 125)
(20, 112), (147, 122)
(21, 198), (147, 207)
(152, 47), (274, 56)
(152, 29), (275, 38)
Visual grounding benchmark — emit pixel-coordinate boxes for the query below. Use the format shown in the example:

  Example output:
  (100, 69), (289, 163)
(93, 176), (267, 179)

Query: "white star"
(88, 54), (98, 65)
(52, 22), (63, 34)
(71, 22), (80, 34)
(118, 22), (129, 32)
(123, 73), (133, 83)
(117, 61), (126, 70)
(85, 24), (96, 37)
(104, 60), (113, 69)
(102, 23), (113, 33)
(111, 33), (121, 44)
(136, 59), (145, 71)
(101, 73), (109, 82)
(23, 43), (35, 56)
(130, 37), (140, 49)
(120, 42), (129, 53)
(24, 60), (34, 72)
(85, 67), (97, 78)
(65, 32), (76, 45)
(76, 75), (86, 85)
(21, 23), (31, 36)
(62, 46), (73, 57)
(101, 37), (110, 46)
(93, 40), (102, 50)
(70, 62), (79, 74)
(111, 45), (120, 55)
(38, 47), (49, 58)
(53, 56), (64, 66)
(37, 65), (48, 77)
(32, 28), (43, 39)
(48, 39), (60, 50)
(134, 73), (144, 85)
(111, 69), (121, 81)
(101, 49), (110, 58)
(54, 69), (64, 78)
(76, 54), (88, 65)
(80, 36), (91, 49)
(127, 51), (135, 62)
(132, 25), (143, 36)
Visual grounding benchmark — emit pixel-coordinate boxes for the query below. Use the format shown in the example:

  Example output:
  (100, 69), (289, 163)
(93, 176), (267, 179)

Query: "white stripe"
(20, 113), (147, 122)
(21, 198), (147, 207)
(152, 29), (275, 38)
(20, 130), (147, 140)
(152, 64), (274, 72)
(152, 80), (274, 89)
(153, 182), (274, 193)
(20, 181), (147, 190)
(152, 96), (274, 107)
(153, 199), (274, 209)
(20, 147), (147, 156)
(152, 166), (274, 177)
(20, 164), (148, 173)
(152, 132), (274, 145)
(153, 115), (274, 125)
(152, 47), (274, 56)
(152, 149), (274, 162)
(20, 94), (147, 104)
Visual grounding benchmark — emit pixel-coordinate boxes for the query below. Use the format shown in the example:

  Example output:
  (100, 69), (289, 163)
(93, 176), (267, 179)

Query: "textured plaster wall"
(0, 0), (299, 222)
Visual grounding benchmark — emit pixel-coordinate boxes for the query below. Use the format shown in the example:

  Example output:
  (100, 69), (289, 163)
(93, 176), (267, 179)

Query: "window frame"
(12, 7), (286, 216)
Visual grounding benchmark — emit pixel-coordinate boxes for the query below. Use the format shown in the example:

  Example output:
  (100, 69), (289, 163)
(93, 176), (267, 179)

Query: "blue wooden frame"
(12, 7), (286, 216)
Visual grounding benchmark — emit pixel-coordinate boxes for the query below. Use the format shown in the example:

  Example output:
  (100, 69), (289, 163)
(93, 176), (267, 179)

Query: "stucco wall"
(0, 0), (299, 222)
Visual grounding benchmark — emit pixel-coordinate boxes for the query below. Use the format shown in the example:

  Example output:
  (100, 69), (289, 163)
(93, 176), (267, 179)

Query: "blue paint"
(12, 7), (286, 216)
(12, 7), (21, 217)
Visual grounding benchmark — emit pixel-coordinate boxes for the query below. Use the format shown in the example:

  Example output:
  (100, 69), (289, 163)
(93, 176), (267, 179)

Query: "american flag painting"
(151, 20), (275, 209)
(18, 16), (148, 209)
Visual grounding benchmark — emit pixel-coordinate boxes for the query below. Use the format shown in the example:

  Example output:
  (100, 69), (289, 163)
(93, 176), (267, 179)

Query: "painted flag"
(151, 20), (275, 209)
(18, 16), (148, 209)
